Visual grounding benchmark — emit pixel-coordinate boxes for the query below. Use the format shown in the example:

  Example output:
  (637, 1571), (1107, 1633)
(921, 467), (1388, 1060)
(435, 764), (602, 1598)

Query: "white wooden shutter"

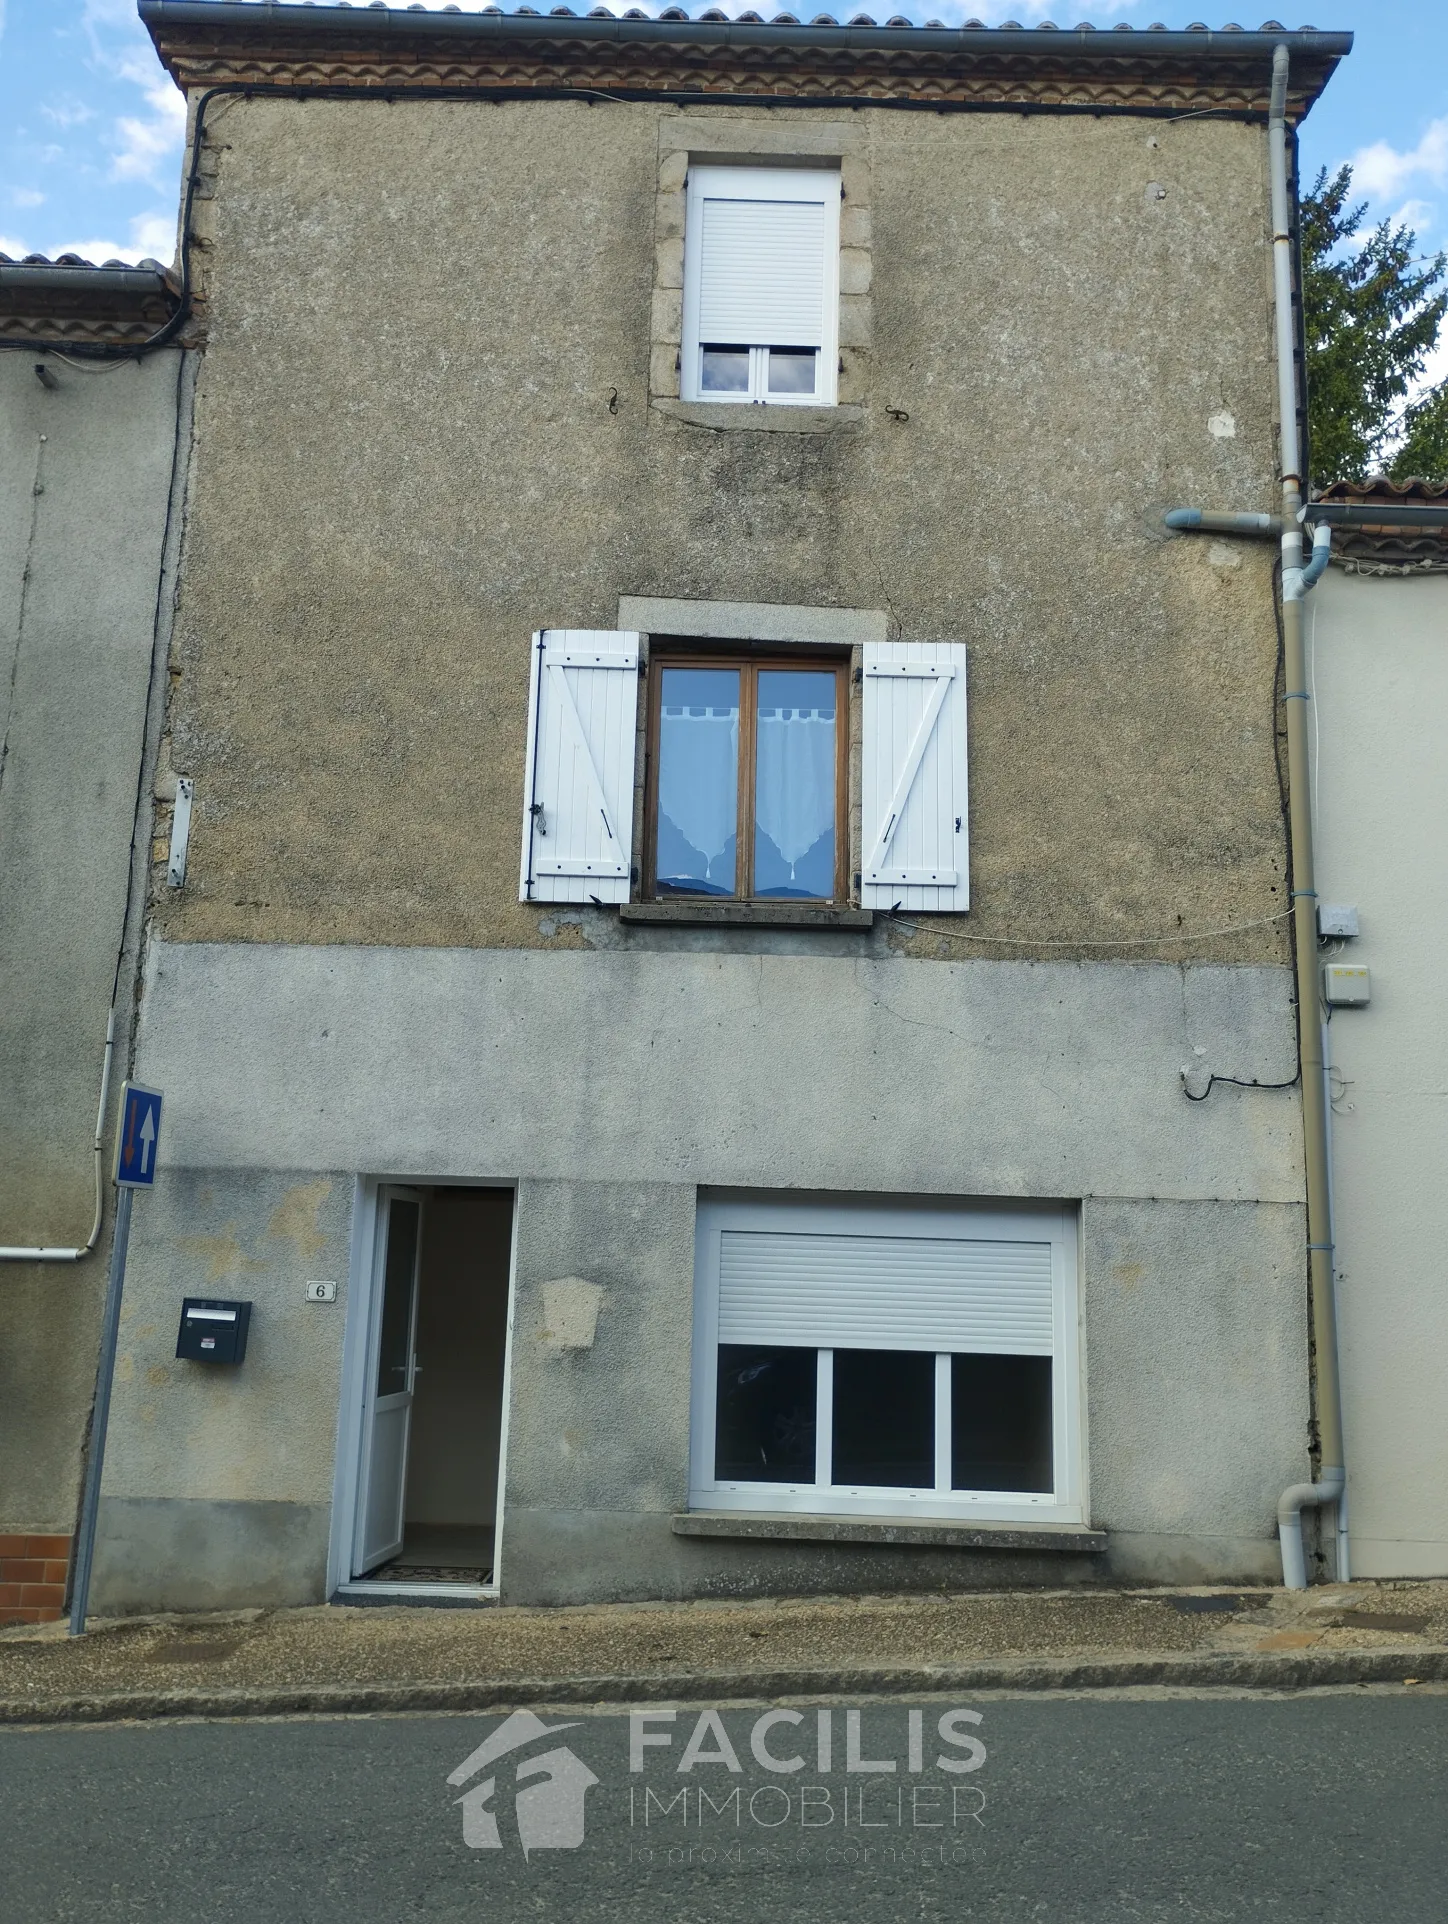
(717, 1229), (1054, 1355)
(860, 641), (969, 911)
(519, 629), (640, 905)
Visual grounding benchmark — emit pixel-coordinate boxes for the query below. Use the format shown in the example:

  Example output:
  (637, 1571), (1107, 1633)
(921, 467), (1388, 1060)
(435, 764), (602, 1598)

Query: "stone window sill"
(672, 1512), (1107, 1554)
(620, 903), (874, 931)
(651, 399), (865, 434)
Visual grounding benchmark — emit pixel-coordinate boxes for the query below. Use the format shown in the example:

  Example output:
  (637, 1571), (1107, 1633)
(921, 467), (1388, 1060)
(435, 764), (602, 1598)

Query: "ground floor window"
(690, 1195), (1082, 1523)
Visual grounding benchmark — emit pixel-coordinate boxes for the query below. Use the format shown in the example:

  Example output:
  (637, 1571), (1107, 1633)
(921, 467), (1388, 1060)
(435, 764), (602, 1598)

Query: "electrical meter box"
(176, 1298), (252, 1364)
(1322, 964), (1371, 1007)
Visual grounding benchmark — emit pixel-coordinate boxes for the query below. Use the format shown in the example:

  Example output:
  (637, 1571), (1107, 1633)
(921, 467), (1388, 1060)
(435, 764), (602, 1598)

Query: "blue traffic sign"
(115, 1082), (164, 1188)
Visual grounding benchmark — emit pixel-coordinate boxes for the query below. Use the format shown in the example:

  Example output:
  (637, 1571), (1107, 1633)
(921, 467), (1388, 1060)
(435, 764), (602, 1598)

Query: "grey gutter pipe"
(1303, 500), (1448, 530)
(1268, 41), (1346, 1591)
(1162, 46), (1346, 1590)
(0, 262), (174, 297)
(135, 5), (1352, 70)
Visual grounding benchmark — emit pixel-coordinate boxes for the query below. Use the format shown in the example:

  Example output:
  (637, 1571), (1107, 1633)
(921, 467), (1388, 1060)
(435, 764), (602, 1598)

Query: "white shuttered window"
(691, 1195), (1082, 1524)
(861, 641), (970, 911)
(682, 165), (840, 407)
(518, 629), (640, 905)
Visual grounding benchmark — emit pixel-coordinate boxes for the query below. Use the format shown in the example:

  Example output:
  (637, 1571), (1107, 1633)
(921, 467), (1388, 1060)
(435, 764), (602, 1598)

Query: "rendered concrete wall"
(76, 940), (1309, 1610)
(1311, 569), (1448, 1577)
(0, 349), (182, 1536)
(90, 1165), (350, 1615)
(157, 96), (1289, 965)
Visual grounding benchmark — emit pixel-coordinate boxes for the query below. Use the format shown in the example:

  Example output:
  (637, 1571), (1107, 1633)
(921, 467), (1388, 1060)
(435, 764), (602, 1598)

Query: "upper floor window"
(681, 165), (840, 408)
(646, 653), (847, 903)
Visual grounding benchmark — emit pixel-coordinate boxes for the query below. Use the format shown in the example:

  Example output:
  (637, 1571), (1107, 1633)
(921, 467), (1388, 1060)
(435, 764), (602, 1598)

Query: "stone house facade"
(4, 5), (1353, 1613)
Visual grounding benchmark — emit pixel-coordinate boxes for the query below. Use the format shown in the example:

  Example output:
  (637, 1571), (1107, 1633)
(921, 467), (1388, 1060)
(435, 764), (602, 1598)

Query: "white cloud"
(41, 95), (97, 130)
(1350, 119), (1448, 203)
(110, 76), (186, 185)
(1390, 199), (1436, 238)
(129, 210), (176, 262)
(43, 237), (132, 263)
(10, 187), (45, 210)
(0, 235), (33, 262)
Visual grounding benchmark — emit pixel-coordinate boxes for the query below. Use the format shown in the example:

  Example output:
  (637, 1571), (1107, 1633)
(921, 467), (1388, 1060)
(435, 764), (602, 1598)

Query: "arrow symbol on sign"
(139, 1107), (155, 1176)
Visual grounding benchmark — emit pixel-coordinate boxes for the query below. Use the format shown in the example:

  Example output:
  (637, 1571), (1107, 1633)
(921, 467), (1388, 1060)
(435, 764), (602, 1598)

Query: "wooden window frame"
(643, 649), (850, 906)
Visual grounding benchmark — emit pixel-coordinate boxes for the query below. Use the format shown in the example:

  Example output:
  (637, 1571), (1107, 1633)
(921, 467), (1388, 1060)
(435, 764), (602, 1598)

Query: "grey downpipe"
(0, 1009), (115, 1262)
(1270, 40), (1346, 1589)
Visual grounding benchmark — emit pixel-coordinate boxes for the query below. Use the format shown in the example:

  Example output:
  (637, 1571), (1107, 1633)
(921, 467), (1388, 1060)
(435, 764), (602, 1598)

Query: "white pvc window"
(690, 1195), (1083, 1523)
(681, 165), (840, 407)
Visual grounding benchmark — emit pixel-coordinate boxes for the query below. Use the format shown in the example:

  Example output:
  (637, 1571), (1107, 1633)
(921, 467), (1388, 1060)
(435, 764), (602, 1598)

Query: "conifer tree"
(1302, 164), (1448, 483)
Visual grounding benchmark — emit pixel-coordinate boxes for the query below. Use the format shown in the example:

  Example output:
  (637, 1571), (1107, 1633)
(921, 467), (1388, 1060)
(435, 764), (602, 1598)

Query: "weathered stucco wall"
(0, 349), (182, 1535)
(156, 96), (1288, 962)
(1312, 569), (1448, 1577)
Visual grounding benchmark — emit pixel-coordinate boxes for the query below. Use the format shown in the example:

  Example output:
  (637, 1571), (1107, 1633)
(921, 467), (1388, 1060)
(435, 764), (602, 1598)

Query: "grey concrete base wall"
(494, 1192), (1306, 1605)
(0, 350), (184, 1534)
(135, 942), (1302, 1203)
(93, 942), (1311, 1611)
(88, 1166), (353, 1617)
(91, 1497), (330, 1614)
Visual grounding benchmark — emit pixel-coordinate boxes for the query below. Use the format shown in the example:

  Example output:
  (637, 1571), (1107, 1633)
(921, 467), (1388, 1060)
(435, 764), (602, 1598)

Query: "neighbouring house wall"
(0, 350), (183, 1583)
(1311, 568), (1448, 1578)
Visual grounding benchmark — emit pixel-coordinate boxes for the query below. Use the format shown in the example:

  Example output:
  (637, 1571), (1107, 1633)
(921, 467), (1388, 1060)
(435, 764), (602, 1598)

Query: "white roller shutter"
(717, 1229), (1055, 1355)
(518, 629), (640, 905)
(861, 640), (969, 911)
(682, 166), (840, 404)
(698, 197), (828, 347)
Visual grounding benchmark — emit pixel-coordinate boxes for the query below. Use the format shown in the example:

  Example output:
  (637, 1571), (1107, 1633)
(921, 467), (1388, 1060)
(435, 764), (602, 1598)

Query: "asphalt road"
(3, 1690), (1445, 1922)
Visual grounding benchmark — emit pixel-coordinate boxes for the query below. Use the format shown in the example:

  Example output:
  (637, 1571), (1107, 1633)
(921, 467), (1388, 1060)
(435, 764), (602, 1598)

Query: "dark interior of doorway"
(361, 1185), (511, 1586)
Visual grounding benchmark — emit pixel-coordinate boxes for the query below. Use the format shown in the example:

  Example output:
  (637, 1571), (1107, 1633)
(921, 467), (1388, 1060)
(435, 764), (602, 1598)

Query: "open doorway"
(350, 1185), (512, 1590)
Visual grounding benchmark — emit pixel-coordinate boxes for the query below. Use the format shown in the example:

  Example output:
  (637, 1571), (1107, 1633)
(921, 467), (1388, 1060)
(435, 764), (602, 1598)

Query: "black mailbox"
(176, 1298), (251, 1365)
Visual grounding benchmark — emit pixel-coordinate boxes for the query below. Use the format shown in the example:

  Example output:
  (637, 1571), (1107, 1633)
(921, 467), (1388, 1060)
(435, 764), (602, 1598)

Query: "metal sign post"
(69, 1082), (163, 1637)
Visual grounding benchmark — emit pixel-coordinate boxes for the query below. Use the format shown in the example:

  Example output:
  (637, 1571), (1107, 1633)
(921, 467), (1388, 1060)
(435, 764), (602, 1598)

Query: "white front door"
(353, 1186), (424, 1575)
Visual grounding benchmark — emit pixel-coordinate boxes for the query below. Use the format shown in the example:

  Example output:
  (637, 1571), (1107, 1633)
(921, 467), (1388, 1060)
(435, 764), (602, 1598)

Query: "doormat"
(358, 1561), (492, 1585)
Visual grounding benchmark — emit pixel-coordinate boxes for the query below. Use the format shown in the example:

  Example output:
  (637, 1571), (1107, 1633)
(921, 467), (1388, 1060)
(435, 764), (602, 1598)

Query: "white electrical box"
(1323, 964), (1370, 1006)
(1318, 903), (1359, 939)
(304, 1280), (337, 1304)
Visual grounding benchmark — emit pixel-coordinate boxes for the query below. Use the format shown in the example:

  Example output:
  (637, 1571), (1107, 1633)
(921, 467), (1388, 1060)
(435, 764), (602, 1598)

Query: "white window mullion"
(934, 1353), (952, 1497)
(815, 1349), (833, 1491)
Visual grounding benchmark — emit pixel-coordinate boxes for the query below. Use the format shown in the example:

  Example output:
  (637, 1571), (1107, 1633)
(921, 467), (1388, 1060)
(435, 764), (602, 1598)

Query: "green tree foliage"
(1302, 164), (1448, 483)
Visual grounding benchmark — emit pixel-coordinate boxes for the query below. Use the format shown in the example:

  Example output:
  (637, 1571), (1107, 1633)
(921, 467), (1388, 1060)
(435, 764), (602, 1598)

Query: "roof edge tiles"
(0, 254), (182, 348)
(1316, 476), (1448, 570)
(138, 3), (1350, 120)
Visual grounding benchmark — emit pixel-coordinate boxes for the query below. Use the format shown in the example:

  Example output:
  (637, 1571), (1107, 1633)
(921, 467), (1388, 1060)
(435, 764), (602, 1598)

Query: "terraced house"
(1, 4), (1356, 1618)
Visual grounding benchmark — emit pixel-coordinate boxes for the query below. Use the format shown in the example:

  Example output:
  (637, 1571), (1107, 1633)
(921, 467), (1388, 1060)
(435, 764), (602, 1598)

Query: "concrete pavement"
(3, 1580), (1447, 1723)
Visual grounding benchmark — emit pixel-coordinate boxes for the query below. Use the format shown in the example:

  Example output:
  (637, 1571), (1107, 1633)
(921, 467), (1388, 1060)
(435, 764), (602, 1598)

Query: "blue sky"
(2, 2), (1446, 387)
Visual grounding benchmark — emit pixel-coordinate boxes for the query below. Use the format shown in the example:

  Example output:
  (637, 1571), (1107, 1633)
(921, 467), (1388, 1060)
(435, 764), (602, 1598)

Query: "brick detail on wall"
(0, 1534), (71, 1625)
